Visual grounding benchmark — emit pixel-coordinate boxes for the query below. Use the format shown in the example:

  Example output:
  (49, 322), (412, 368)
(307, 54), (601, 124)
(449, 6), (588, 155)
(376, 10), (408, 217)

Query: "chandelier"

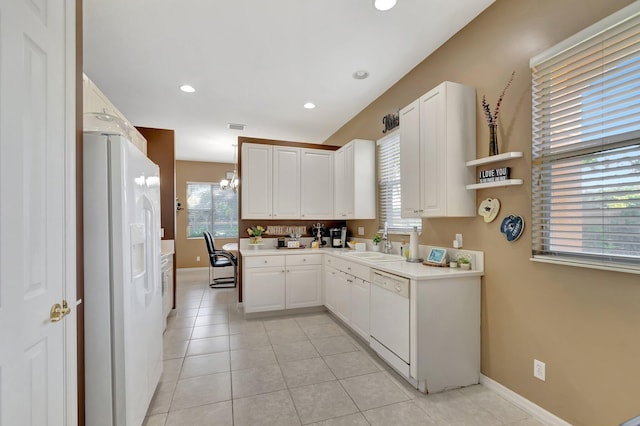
(220, 144), (239, 192)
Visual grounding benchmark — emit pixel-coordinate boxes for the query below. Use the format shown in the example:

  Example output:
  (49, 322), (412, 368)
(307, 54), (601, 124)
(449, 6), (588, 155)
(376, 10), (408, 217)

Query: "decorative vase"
(371, 244), (380, 252)
(489, 124), (499, 156)
(250, 236), (262, 245)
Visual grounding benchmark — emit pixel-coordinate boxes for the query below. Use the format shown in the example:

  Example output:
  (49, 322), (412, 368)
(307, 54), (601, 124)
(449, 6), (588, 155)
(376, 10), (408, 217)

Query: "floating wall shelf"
(465, 151), (523, 167)
(466, 179), (524, 190)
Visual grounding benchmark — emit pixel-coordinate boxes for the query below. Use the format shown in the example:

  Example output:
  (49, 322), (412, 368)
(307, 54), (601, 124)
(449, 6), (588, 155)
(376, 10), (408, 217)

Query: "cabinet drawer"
(346, 262), (370, 282)
(324, 254), (348, 271)
(287, 253), (322, 266)
(244, 255), (286, 268)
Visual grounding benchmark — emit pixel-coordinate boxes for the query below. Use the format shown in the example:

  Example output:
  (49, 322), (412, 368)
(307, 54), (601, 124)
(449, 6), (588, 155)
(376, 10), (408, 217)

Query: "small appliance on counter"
(311, 223), (327, 247)
(330, 226), (348, 248)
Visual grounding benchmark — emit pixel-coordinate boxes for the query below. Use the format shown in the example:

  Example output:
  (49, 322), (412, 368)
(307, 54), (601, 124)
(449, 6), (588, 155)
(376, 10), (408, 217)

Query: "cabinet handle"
(264, 260), (268, 264)
(282, 270), (285, 273)
(303, 258), (307, 262)
(287, 270), (290, 273)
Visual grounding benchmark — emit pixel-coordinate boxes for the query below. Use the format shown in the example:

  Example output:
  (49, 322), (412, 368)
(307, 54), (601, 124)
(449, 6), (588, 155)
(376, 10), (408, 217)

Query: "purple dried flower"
(482, 71), (515, 126)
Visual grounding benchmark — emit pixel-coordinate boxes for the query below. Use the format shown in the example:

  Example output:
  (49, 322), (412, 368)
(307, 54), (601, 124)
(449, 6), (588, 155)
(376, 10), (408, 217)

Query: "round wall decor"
(500, 215), (525, 242)
(478, 198), (500, 223)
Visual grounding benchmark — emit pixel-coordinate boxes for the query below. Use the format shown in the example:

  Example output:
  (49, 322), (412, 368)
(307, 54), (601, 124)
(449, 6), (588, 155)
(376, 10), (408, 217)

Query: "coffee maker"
(330, 226), (348, 248)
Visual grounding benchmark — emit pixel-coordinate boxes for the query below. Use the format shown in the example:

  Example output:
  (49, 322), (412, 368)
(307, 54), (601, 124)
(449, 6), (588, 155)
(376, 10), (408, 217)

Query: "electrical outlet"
(455, 233), (463, 248)
(534, 359), (546, 381)
(358, 227), (365, 236)
(196, 256), (200, 262)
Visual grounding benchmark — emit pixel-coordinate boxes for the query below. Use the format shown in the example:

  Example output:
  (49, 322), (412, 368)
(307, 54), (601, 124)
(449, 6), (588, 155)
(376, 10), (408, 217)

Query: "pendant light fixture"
(374, 0), (397, 11)
(220, 144), (239, 192)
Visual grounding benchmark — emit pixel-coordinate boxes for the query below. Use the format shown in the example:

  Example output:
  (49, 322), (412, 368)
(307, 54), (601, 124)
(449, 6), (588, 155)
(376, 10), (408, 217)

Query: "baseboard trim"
(480, 375), (571, 426)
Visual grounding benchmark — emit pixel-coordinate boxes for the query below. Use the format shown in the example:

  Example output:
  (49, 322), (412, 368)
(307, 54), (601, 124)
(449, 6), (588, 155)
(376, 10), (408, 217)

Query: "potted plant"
(372, 233), (381, 252)
(247, 225), (266, 244)
(457, 253), (472, 270)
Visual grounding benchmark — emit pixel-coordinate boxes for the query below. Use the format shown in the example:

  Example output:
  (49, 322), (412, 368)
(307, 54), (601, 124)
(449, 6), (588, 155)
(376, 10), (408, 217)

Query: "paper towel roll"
(408, 226), (421, 262)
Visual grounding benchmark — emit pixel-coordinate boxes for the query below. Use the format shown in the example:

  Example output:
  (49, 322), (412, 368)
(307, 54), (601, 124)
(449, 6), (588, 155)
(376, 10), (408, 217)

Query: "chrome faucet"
(381, 222), (393, 254)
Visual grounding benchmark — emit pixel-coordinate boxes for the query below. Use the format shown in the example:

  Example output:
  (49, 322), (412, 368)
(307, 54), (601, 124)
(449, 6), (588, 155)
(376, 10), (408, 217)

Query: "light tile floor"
(144, 272), (545, 426)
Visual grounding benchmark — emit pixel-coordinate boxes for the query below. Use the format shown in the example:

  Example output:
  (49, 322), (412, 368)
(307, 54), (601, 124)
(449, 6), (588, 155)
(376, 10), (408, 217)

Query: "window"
(377, 131), (422, 232)
(530, 3), (640, 270)
(186, 182), (238, 238)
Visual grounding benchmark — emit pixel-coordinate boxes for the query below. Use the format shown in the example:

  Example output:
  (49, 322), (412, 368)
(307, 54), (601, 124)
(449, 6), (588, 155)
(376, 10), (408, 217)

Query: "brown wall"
(138, 127), (176, 240)
(325, 0), (639, 424)
(176, 160), (238, 268)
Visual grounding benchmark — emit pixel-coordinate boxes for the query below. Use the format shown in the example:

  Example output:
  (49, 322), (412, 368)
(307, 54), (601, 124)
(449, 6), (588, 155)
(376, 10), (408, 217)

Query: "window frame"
(186, 181), (238, 239)
(529, 2), (640, 274)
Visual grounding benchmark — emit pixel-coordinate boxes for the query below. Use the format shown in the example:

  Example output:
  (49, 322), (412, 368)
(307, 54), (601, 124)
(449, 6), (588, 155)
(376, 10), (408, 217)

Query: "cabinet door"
(350, 278), (370, 342)
(241, 143), (273, 219)
(273, 146), (300, 219)
(335, 272), (352, 325)
(333, 148), (346, 219)
(419, 87), (447, 217)
(324, 266), (339, 313)
(343, 143), (355, 218)
(286, 265), (322, 309)
(243, 267), (285, 313)
(300, 149), (334, 219)
(399, 99), (422, 218)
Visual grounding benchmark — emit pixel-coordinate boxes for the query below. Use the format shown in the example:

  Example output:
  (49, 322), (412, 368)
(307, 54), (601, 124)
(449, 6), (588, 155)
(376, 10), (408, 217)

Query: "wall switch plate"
(196, 256), (200, 262)
(455, 233), (463, 248)
(534, 359), (546, 381)
(358, 227), (365, 236)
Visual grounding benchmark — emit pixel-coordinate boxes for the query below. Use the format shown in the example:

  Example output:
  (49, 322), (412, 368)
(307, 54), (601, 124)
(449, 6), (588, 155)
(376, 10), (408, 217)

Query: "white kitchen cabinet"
(244, 267), (286, 313)
(83, 73), (148, 155)
(273, 146), (300, 219)
(300, 149), (334, 219)
(244, 254), (323, 313)
(334, 271), (352, 325)
(334, 139), (375, 219)
(286, 265), (322, 309)
(324, 265), (339, 313)
(399, 99), (421, 217)
(323, 254), (370, 341)
(350, 277), (370, 341)
(241, 143), (273, 219)
(400, 81), (476, 218)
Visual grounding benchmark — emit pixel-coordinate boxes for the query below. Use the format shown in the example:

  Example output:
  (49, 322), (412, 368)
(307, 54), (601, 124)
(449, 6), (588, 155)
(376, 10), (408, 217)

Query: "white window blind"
(530, 3), (640, 269)
(377, 132), (422, 232)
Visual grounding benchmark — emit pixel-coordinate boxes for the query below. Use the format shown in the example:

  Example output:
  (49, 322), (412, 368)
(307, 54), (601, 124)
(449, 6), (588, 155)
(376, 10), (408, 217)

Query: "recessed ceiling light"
(179, 84), (196, 93)
(303, 102), (316, 109)
(353, 70), (370, 80)
(374, 0), (397, 11)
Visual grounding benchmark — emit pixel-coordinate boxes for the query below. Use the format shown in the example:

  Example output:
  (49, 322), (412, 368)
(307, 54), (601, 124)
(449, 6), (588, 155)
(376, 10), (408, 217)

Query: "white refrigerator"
(83, 131), (163, 426)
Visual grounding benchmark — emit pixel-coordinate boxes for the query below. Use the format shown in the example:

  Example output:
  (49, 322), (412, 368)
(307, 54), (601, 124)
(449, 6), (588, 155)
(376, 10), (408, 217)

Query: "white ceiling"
(83, 0), (494, 163)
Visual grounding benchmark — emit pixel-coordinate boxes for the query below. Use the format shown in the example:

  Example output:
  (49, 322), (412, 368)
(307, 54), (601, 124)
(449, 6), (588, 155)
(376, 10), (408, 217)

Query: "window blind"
(530, 4), (640, 268)
(377, 131), (422, 232)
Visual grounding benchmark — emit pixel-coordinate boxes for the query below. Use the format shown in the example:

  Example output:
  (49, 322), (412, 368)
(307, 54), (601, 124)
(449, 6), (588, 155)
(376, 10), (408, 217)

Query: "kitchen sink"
(344, 251), (405, 262)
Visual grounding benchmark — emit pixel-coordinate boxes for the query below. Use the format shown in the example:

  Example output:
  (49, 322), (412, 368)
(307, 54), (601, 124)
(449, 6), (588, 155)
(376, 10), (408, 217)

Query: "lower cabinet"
(286, 265), (322, 309)
(244, 254), (322, 314)
(350, 277), (370, 341)
(322, 255), (370, 342)
(244, 267), (286, 313)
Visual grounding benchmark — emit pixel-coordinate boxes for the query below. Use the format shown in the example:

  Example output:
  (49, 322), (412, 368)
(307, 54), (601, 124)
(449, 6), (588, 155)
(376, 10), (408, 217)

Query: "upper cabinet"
(400, 81), (476, 218)
(242, 143), (273, 219)
(300, 149), (334, 219)
(241, 143), (335, 220)
(334, 139), (375, 220)
(273, 146), (301, 219)
(83, 74), (148, 155)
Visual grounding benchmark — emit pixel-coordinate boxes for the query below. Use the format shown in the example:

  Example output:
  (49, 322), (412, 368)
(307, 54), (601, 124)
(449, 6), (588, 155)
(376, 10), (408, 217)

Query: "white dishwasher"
(369, 269), (410, 377)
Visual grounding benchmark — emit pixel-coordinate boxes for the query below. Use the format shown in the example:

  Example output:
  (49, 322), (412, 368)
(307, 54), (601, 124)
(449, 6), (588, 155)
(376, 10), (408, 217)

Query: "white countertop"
(240, 246), (483, 280)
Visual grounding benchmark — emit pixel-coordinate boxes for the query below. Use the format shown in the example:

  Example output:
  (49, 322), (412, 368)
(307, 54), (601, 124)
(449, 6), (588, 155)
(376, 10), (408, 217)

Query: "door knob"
(50, 300), (71, 322)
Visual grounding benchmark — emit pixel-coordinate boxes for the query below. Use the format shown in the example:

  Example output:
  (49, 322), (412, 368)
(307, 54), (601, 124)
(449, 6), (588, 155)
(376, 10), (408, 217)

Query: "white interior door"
(0, 0), (76, 424)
